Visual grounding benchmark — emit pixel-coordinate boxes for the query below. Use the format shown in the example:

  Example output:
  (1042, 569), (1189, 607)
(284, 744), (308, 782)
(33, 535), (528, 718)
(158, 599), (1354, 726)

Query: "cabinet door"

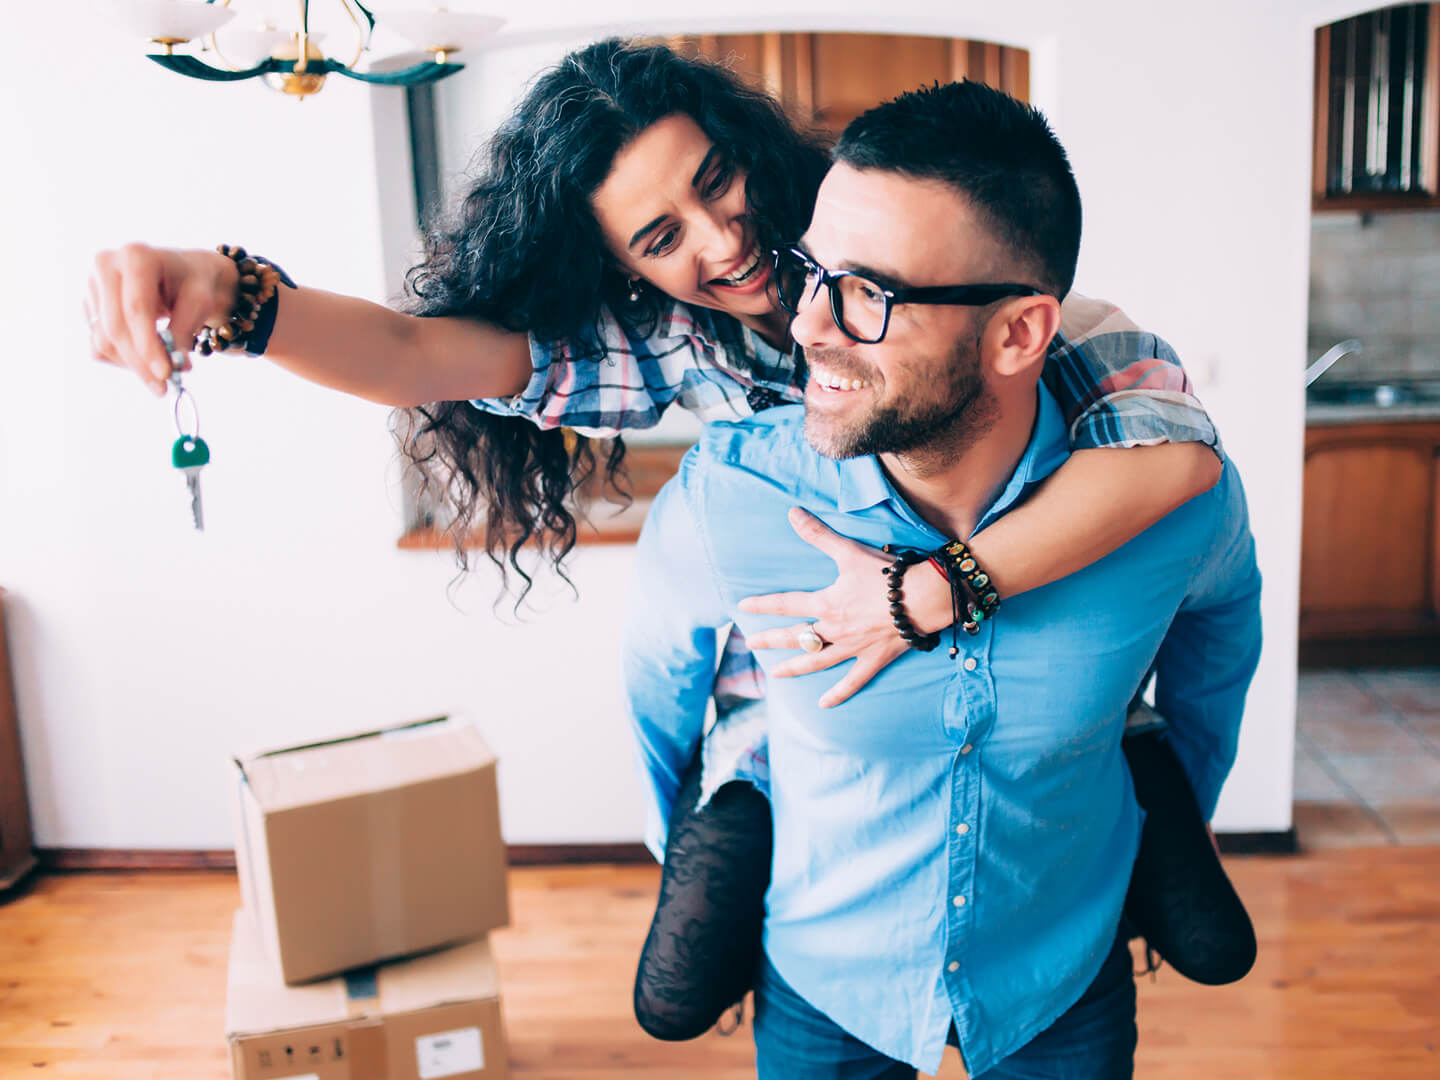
(1301, 440), (1434, 617)
(809, 34), (955, 131)
(1312, 5), (1440, 211)
(661, 33), (1030, 137)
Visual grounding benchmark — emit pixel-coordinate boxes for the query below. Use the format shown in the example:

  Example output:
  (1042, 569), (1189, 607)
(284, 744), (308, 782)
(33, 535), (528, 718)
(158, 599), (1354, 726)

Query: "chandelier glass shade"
(122, 1), (505, 98)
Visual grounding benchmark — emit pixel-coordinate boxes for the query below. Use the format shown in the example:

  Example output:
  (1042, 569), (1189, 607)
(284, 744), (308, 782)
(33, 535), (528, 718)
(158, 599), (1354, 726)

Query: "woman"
(86, 38), (1253, 1042)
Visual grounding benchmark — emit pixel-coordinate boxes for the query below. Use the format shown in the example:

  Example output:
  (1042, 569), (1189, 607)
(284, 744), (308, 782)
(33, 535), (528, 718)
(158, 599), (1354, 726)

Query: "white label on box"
(415, 1027), (484, 1078)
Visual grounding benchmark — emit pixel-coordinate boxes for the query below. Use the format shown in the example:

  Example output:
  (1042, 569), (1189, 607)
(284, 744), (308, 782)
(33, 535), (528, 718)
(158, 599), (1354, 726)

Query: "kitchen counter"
(1307, 400), (1440, 425)
(1305, 377), (1440, 426)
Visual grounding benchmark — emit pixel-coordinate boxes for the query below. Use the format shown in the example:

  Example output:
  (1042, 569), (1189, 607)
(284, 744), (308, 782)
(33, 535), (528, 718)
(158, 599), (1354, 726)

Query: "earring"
(627, 277), (642, 303)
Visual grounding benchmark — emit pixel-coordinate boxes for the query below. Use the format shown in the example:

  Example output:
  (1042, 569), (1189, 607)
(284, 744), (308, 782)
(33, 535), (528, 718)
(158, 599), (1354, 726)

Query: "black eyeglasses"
(772, 247), (1044, 344)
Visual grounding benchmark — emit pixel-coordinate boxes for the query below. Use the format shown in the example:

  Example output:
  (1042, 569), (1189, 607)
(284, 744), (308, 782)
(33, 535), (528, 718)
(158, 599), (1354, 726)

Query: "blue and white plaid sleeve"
(1043, 294), (1224, 457)
(470, 302), (803, 438)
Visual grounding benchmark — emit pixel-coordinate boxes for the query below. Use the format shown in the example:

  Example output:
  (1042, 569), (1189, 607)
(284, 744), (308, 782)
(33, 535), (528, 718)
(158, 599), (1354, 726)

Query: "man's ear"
(988, 296), (1062, 378)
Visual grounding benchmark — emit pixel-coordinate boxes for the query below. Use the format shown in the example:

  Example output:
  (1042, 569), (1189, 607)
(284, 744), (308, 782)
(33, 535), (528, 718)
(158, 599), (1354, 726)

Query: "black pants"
(633, 750), (772, 1040)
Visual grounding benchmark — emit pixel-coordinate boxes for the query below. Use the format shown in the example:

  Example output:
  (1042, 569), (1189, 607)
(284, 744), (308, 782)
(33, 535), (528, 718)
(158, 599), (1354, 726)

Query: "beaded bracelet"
(882, 545), (942, 653)
(931, 539), (1001, 635)
(194, 245), (295, 356)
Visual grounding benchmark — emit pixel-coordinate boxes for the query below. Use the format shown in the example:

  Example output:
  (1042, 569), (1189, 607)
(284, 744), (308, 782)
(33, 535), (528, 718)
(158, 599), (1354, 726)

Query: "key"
(158, 323), (208, 532)
(172, 435), (210, 531)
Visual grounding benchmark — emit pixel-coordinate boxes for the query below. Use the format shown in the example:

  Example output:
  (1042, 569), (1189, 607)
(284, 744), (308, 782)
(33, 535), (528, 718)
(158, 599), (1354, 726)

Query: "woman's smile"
(707, 245), (772, 296)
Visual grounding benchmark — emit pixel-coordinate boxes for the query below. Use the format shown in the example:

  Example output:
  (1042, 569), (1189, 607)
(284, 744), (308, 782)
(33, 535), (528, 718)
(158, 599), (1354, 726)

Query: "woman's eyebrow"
(690, 145), (721, 189)
(629, 216), (668, 250)
(628, 147), (724, 250)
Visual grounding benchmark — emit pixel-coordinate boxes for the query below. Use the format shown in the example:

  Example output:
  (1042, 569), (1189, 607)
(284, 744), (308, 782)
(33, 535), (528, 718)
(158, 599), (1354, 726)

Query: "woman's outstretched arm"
(85, 244), (532, 406)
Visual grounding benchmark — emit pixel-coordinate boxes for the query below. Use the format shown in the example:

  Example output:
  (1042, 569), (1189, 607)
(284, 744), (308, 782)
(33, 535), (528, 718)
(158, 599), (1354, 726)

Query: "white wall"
(0, 7), (644, 848)
(1, 1), (1347, 848)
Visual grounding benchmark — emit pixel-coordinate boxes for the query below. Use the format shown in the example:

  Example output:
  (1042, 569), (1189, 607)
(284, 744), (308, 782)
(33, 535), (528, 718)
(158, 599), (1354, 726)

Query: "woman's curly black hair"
(396, 38), (830, 603)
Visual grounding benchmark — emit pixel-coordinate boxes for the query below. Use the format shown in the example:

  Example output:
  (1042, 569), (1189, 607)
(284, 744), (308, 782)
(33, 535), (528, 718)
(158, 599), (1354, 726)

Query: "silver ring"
(797, 627), (826, 654)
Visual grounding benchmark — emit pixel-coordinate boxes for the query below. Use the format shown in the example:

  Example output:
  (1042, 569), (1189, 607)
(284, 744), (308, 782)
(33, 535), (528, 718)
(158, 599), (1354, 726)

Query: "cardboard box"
(225, 910), (508, 1080)
(232, 717), (509, 984)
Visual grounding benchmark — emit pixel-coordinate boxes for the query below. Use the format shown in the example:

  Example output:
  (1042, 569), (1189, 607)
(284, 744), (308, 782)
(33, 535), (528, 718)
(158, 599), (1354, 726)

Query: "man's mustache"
(802, 347), (875, 383)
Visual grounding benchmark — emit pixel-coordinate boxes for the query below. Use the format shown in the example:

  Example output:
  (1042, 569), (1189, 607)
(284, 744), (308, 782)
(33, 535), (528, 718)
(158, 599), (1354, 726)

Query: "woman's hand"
(84, 244), (238, 397)
(738, 508), (953, 708)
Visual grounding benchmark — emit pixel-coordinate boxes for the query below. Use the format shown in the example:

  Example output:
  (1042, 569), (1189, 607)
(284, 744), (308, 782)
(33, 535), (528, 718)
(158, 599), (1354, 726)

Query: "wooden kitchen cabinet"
(661, 32), (1029, 135)
(1313, 3), (1440, 212)
(1300, 421), (1440, 664)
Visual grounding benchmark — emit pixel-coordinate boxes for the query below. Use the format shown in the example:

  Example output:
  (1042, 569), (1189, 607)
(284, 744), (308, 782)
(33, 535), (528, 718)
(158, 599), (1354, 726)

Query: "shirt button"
(948, 961), (960, 973)
(960, 744), (973, 755)
(953, 895), (967, 908)
(955, 822), (970, 835)
(962, 657), (977, 672)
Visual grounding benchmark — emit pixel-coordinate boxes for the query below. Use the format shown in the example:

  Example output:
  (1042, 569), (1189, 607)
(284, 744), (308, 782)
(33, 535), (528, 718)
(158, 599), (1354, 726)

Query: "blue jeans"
(753, 931), (1137, 1080)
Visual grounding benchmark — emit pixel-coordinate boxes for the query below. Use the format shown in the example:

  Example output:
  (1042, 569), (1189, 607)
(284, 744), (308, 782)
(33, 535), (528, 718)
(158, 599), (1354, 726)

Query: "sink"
(1306, 379), (1440, 408)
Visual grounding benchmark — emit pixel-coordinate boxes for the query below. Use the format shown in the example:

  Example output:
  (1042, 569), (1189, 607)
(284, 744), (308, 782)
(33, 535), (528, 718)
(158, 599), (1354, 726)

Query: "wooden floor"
(1, 848), (1438, 1079)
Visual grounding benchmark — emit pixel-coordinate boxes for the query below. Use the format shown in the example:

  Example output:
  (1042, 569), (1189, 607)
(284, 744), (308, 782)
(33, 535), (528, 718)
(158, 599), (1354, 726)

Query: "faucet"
(1305, 339), (1363, 387)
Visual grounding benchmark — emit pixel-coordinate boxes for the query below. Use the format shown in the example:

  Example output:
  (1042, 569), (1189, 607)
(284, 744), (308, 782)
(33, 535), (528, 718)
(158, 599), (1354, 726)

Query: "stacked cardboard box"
(224, 717), (511, 1080)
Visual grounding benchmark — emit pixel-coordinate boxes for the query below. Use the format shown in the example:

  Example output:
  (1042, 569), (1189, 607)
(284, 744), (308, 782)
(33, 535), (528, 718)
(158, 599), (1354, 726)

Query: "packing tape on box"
(344, 968), (380, 1017)
(343, 967), (386, 1080)
(345, 1020), (387, 1080)
(365, 792), (411, 956)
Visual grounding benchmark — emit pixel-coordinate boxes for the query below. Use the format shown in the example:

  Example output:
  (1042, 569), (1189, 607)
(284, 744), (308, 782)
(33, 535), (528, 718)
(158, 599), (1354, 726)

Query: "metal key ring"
(173, 385), (200, 440)
(158, 325), (199, 438)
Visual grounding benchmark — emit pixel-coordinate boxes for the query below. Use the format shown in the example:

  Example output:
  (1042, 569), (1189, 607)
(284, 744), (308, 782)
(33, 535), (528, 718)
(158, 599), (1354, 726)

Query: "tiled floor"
(1294, 667), (1440, 848)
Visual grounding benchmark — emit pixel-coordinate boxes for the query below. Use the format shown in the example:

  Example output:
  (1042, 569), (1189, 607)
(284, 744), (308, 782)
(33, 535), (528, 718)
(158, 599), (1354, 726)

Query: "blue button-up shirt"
(621, 389), (1261, 1075)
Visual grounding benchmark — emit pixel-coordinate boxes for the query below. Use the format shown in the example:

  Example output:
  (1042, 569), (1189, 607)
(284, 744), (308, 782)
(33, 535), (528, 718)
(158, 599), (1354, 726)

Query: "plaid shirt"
(474, 293), (1222, 803)
(473, 292), (1220, 452)
(474, 303), (802, 436)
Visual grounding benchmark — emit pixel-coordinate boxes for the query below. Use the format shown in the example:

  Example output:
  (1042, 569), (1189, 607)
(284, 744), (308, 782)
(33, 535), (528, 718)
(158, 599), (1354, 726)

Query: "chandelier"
(121, 1), (505, 99)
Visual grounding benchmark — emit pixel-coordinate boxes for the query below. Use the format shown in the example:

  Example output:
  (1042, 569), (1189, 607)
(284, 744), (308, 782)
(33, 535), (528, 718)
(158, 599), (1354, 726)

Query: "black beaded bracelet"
(881, 545), (942, 653)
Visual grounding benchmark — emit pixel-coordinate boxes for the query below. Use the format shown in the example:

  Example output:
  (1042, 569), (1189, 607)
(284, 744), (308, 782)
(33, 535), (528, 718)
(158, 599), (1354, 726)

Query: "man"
(622, 81), (1262, 1079)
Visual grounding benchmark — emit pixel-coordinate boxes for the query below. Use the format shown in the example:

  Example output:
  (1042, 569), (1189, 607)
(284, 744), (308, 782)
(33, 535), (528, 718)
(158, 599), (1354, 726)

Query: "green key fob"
(172, 435), (210, 469)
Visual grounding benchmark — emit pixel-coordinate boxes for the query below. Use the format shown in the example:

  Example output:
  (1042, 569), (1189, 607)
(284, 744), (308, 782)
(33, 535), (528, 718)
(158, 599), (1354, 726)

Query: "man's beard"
(803, 331), (997, 463)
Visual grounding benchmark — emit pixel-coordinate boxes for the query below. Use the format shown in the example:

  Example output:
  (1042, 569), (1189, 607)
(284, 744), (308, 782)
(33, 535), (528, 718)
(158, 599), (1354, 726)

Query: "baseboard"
(0, 851), (39, 890)
(1299, 638), (1439, 667)
(36, 848), (236, 871)
(1214, 829), (1299, 855)
(35, 843), (654, 872)
(505, 843), (652, 865)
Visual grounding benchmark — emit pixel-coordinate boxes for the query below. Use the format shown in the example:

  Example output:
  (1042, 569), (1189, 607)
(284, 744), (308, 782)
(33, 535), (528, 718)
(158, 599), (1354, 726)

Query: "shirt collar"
(836, 450), (892, 513)
(833, 383), (1072, 530)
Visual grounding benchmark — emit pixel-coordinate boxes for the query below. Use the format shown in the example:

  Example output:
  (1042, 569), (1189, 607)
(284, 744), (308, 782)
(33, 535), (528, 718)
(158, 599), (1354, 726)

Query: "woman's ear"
(988, 295), (1062, 378)
(601, 255), (644, 302)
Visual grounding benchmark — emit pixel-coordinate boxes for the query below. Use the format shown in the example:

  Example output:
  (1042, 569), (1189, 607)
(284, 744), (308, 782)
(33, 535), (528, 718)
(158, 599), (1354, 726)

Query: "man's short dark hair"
(834, 81), (1082, 299)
